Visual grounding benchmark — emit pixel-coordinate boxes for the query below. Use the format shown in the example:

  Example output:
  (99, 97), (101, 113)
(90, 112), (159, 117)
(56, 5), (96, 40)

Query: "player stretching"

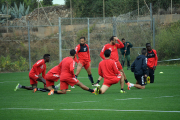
(95, 36), (130, 89)
(146, 43), (158, 83)
(48, 49), (95, 95)
(95, 49), (125, 95)
(129, 48), (147, 89)
(14, 54), (50, 92)
(72, 37), (96, 88)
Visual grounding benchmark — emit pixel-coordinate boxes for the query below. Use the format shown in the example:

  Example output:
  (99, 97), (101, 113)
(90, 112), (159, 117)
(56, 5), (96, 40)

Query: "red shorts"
(116, 61), (123, 70)
(103, 76), (121, 87)
(45, 73), (60, 87)
(79, 60), (90, 70)
(29, 73), (39, 85)
(60, 77), (79, 90)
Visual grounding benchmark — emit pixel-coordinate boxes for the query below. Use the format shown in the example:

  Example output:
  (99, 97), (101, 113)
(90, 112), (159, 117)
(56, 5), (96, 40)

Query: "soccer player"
(129, 48), (147, 89)
(120, 38), (133, 70)
(48, 49), (95, 95)
(94, 49), (125, 95)
(14, 54), (50, 92)
(95, 36), (130, 89)
(146, 43), (158, 83)
(73, 37), (96, 87)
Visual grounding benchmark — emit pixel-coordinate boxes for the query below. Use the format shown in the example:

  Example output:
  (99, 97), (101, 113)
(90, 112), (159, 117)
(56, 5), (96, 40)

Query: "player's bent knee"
(141, 86), (145, 89)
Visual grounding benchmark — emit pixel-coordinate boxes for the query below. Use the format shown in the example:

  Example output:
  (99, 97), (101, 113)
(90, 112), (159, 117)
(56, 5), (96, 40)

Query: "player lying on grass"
(94, 36), (130, 89)
(129, 48), (147, 89)
(14, 54), (52, 92)
(71, 37), (97, 88)
(48, 49), (95, 95)
(94, 49), (125, 95)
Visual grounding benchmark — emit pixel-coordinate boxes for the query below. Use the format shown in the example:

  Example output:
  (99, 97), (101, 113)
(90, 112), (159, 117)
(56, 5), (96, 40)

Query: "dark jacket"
(120, 42), (133, 55)
(131, 55), (147, 76)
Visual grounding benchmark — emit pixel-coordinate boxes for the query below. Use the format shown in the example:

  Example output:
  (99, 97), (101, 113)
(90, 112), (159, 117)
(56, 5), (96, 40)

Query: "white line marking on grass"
(59, 109), (180, 113)
(1, 108), (54, 111)
(71, 102), (82, 103)
(155, 96), (174, 98)
(115, 98), (142, 100)
(82, 101), (97, 102)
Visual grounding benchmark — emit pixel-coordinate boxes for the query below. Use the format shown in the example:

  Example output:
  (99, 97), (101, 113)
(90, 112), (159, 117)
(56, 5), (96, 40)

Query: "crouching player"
(14, 54), (50, 92)
(95, 49), (125, 95)
(48, 49), (95, 95)
(129, 48), (147, 89)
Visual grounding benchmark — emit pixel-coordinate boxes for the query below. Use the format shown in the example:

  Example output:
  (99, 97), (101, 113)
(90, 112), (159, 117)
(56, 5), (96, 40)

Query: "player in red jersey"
(72, 37), (96, 88)
(48, 49), (95, 95)
(94, 36), (130, 89)
(94, 49), (125, 95)
(14, 54), (50, 92)
(146, 43), (158, 83)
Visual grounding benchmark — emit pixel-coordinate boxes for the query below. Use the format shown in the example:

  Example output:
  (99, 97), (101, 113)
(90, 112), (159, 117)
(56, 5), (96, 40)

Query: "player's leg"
(150, 68), (154, 83)
(76, 81), (94, 93)
(129, 75), (145, 89)
(75, 62), (83, 78)
(94, 76), (102, 86)
(85, 62), (95, 85)
(119, 72), (126, 93)
(126, 54), (131, 70)
(99, 85), (109, 94)
(14, 83), (33, 91)
(121, 55), (125, 68)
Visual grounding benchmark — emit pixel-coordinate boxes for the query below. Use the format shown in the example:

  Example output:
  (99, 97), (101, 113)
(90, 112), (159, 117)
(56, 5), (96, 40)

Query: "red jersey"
(98, 59), (121, 80)
(46, 65), (60, 76)
(29, 59), (46, 79)
(74, 44), (91, 62)
(147, 49), (158, 69)
(59, 57), (75, 79)
(100, 39), (124, 62)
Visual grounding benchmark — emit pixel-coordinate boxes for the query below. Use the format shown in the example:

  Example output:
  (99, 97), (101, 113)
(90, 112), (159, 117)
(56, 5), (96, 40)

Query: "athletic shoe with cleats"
(91, 89), (95, 94)
(33, 88), (37, 93)
(71, 86), (75, 88)
(14, 83), (21, 91)
(48, 89), (54, 95)
(92, 83), (100, 87)
(55, 83), (60, 90)
(95, 86), (100, 95)
(120, 90), (126, 93)
(126, 82), (131, 90)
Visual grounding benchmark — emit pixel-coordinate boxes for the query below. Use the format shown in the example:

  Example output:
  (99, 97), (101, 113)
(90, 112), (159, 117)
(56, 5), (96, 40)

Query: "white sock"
(130, 83), (134, 87)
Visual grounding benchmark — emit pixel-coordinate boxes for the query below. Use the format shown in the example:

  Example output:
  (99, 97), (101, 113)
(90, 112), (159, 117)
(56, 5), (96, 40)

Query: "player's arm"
(153, 50), (158, 70)
(74, 45), (80, 63)
(128, 42), (133, 48)
(142, 57), (147, 76)
(100, 45), (106, 60)
(87, 44), (91, 62)
(113, 61), (121, 75)
(70, 61), (76, 77)
(33, 60), (44, 76)
(116, 39), (124, 49)
(42, 65), (46, 79)
(98, 63), (103, 77)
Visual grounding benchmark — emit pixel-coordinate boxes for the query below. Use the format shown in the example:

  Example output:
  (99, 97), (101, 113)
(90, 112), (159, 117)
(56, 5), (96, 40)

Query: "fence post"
(28, 21), (31, 71)
(113, 17), (117, 36)
(88, 18), (90, 50)
(150, 3), (153, 30)
(59, 17), (62, 62)
(153, 18), (155, 49)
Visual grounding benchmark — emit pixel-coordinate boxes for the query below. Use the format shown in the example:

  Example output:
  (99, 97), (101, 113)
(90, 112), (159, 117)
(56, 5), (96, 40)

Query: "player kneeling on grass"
(14, 54), (50, 92)
(95, 49), (125, 95)
(128, 48), (147, 89)
(48, 49), (95, 95)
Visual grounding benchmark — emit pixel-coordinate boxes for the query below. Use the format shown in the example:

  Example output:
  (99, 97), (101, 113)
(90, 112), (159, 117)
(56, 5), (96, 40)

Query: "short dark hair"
(146, 43), (151, 46)
(43, 54), (50, 59)
(70, 49), (76, 56)
(141, 48), (147, 55)
(80, 37), (85, 40)
(110, 36), (116, 41)
(122, 38), (125, 41)
(104, 49), (111, 57)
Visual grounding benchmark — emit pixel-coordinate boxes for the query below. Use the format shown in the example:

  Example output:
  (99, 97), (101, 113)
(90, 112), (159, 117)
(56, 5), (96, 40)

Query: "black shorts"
(135, 75), (147, 86)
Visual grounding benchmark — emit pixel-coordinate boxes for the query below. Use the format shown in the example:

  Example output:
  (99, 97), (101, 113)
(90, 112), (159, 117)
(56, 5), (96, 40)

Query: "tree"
(43, 0), (53, 6)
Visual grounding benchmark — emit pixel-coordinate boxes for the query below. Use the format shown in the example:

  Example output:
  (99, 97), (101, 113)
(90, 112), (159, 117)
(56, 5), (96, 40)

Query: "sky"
(53, 0), (65, 5)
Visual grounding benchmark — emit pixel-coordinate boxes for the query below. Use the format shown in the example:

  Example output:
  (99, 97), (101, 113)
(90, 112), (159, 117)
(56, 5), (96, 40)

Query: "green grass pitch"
(0, 65), (180, 120)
